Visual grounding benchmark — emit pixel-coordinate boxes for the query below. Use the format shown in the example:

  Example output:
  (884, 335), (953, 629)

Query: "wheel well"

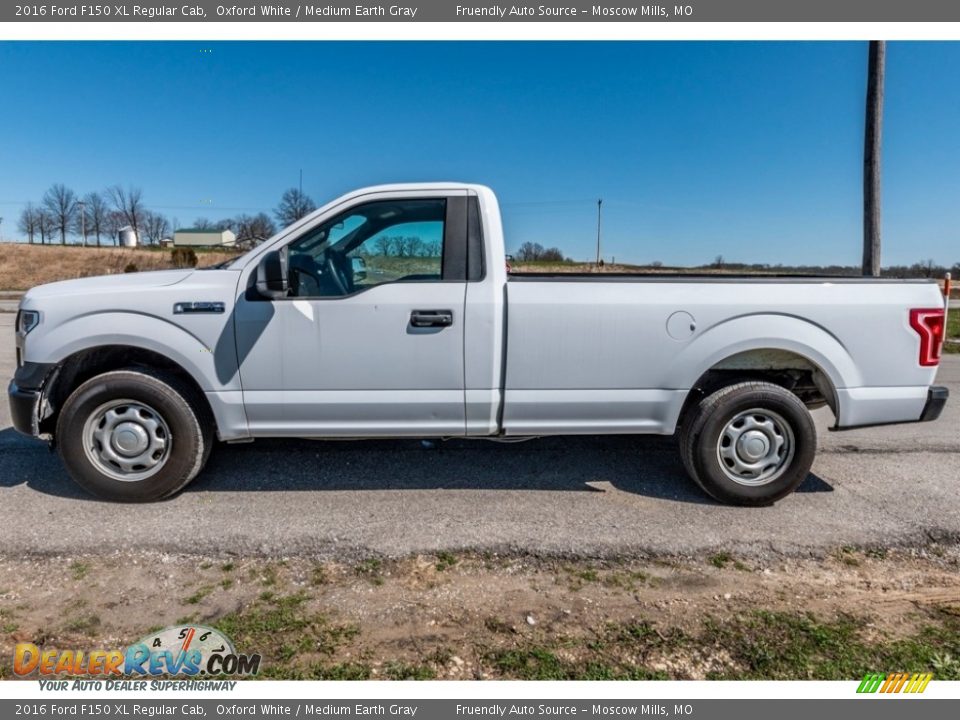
(39, 345), (215, 437)
(678, 349), (838, 429)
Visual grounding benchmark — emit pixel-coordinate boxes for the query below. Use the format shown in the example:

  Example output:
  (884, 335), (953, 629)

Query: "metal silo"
(118, 226), (138, 247)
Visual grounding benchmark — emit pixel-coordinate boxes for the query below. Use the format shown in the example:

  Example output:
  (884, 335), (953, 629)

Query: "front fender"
(24, 311), (241, 392)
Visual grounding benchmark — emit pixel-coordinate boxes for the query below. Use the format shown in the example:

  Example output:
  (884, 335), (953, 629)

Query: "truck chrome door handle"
(410, 309), (454, 328)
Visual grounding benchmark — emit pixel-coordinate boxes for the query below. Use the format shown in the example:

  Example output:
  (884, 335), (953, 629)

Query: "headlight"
(17, 310), (40, 335)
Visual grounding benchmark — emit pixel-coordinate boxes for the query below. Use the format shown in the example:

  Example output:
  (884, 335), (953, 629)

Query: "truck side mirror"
(256, 249), (288, 299)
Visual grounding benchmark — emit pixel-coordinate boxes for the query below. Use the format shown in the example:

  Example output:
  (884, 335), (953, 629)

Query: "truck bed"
(500, 275), (945, 435)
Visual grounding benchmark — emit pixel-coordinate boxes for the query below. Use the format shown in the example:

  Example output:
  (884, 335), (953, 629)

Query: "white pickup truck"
(9, 183), (949, 505)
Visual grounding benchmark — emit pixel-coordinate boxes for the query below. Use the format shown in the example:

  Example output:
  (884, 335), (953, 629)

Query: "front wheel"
(678, 381), (817, 506)
(56, 369), (211, 502)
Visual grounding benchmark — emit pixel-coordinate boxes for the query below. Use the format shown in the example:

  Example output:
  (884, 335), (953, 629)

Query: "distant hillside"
(0, 243), (240, 291)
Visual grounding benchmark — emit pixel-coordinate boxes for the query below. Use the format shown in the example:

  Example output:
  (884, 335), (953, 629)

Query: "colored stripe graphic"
(857, 673), (885, 693)
(858, 672), (932, 693)
(180, 627), (196, 653)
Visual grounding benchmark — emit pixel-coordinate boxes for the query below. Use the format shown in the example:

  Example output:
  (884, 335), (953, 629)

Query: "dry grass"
(0, 243), (240, 291)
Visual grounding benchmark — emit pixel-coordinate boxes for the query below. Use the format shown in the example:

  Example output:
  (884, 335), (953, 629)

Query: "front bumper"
(8, 380), (41, 436)
(920, 385), (949, 422)
(7, 361), (56, 437)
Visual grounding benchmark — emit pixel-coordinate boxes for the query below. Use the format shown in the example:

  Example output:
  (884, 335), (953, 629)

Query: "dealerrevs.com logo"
(14, 625), (261, 678)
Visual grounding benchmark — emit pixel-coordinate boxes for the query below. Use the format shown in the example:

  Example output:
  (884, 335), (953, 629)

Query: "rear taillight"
(909, 308), (945, 367)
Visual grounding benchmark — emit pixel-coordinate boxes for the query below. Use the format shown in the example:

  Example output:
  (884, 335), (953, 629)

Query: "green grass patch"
(487, 647), (668, 681)
(310, 566), (329, 586)
(214, 592), (360, 677)
(701, 610), (960, 680)
(220, 562), (235, 573)
(603, 570), (650, 590)
(308, 662), (372, 680)
(355, 558), (385, 585)
(69, 561), (90, 580)
(480, 611), (960, 680)
(384, 662), (436, 680)
(563, 566), (599, 590)
(435, 552), (459, 572)
(185, 586), (214, 605)
(835, 547), (861, 567)
(64, 614), (100, 634)
(709, 552), (732, 569)
(931, 653), (960, 680)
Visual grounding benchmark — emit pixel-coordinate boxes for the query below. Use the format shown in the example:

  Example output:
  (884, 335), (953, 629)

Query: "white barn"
(173, 228), (237, 247)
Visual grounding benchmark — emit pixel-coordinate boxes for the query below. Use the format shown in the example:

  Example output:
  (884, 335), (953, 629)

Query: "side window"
(286, 199), (446, 298)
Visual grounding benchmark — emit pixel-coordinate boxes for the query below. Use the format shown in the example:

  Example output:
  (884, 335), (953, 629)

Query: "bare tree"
(515, 242), (546, 261)
(103, 210), (126, 245)
(393, 236), (413, 257)
(37, 210), (55, 245)
(235, 213), (276, 246)
(249, 213), (276, 243)
(373, 236), (393, 256)
(863, 41), (886, 277)
(18, 203), (40, 244)
(141, 211), (170, 245)
(406, 236), (424, 258)
(191, 217), (215, 230)
(914, 258), (939, 278)
(274, 188), (316, 227)
(107, 185), (146, 240)
(43, 183), (77, 245)
(82, 192), (109, 247)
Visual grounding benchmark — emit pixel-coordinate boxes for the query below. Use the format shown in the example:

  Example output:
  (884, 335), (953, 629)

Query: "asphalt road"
(0, 312), (957, 560)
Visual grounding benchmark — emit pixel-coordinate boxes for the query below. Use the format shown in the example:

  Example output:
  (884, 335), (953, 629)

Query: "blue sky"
(0, 41), (958, 266)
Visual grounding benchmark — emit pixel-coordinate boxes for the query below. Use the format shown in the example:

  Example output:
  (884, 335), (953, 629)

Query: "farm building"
(173, 228), (237, 247)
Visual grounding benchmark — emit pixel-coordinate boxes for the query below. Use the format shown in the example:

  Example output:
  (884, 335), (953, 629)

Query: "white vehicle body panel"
(501, 279), (942, 434)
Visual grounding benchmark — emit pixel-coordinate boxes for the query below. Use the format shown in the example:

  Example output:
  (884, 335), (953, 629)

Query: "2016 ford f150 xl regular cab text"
(8, 184), (950, 505)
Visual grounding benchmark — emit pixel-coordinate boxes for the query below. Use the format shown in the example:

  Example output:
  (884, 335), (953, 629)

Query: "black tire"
(56, 369), (211, 502)
(677, 381), (816, 506)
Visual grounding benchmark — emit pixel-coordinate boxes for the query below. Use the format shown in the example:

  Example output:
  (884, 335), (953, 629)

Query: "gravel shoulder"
(2, 548), (959, 680)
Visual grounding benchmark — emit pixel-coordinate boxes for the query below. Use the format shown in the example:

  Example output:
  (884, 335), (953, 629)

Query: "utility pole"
(595, 198), (603, 267)
(77, 200), (86, 247)
(863, 40), (885, 277)
(299, 169), (303, 197)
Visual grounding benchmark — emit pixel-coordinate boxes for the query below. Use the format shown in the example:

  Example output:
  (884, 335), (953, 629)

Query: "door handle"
(410, 309), (454, 328)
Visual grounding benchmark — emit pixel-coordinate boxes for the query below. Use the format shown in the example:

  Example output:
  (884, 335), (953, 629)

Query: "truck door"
(233, 191), (469, 436)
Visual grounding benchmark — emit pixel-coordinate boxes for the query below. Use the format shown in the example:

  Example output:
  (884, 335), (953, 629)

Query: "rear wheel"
(678, 381), (816, 506)
(56, 369), (211, 502)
